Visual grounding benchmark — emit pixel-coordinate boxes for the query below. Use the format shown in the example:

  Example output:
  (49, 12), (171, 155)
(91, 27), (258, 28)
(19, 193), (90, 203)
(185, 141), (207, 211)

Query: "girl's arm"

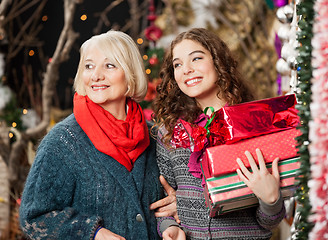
(236, 148), (286, 229)
(155, 133), (182, 237)
(149, 175), (180, 223)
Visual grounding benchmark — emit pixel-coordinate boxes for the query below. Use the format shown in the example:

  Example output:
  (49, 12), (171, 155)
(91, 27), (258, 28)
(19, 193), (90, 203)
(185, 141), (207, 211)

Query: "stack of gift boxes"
(172, 94), (301, 217)
(201, 128), (300, 216)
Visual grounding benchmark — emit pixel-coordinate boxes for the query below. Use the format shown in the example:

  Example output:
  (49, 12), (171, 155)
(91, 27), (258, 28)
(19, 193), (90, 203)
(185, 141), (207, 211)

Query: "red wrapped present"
(170, 94), (299, 151)
(201, 157), (300, 216)
(203, 128), (300, 177)
(208, 94), (298, 144)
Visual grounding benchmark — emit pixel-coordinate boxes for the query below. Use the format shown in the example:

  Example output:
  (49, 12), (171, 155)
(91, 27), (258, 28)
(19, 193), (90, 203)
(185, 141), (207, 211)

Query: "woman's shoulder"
(48, 114), (82, 136)
(39, 114), (85, 147)
(31, 115), (82, 168)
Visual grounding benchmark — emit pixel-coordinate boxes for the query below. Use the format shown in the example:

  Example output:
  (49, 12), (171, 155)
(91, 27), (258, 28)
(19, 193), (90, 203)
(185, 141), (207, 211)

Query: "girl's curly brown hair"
(152, 28), (254, 144)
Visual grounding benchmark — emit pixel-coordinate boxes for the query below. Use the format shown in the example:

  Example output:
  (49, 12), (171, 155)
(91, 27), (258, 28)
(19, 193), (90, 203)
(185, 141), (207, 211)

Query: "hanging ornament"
(276, 58), (291, 75)
(273, 0), (288, 8)
(276, 4), (294, 23)
(145, 26), (162, 42)
(281, 42), (298, 60)
(283, 5), (294, 21)
(277, 25), (291, 42)
(149, 55), (159, 65)
(287, 56), (298, 70)
(144, 0), (162, 44)
(277, 7), (289, 23)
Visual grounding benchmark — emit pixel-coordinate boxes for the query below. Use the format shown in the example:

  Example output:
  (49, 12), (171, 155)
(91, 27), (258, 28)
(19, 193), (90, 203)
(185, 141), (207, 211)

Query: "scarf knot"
(73, 93), (150, 171)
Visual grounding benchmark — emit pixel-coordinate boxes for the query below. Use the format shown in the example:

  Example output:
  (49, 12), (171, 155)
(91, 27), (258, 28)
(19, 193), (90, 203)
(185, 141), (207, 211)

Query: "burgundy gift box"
(170, 94), (299, 152)
(208, 94), (299, 145)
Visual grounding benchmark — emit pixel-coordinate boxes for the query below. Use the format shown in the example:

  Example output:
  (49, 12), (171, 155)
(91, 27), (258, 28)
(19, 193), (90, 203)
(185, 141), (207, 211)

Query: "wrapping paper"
(208, 94), (298, 144)
(201, 157), (300, 216)
(170, 94), (298, 151)
(203, 128), (300, 177)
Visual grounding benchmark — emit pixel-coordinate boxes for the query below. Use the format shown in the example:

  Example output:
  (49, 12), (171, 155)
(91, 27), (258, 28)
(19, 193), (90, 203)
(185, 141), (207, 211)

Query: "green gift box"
(201, 157), (300, 216)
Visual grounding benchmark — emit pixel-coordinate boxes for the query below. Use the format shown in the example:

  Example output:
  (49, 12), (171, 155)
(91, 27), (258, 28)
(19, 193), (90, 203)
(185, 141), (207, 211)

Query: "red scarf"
(73, 93), (150, 171)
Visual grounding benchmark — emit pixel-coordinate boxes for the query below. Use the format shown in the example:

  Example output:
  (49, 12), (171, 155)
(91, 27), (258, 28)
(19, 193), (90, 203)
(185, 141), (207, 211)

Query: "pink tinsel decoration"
(309, 0), (328, 239)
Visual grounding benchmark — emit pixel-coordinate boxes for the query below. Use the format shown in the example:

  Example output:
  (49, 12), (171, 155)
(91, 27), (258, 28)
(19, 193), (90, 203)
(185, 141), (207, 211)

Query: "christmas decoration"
(141, 0), (164, 114)
(275, 1), (299, 95)
(294, 0), (315, 239)
(155, 0), (195, 36)
(273, 0), (289, 8)
(144, 0), (162, 44)
(143, 48), (164, 81)
(308, 0), (328, 238)
(21, 109), (40, 130)
(0, 82), (11, 111)
(0, 83), (24, 132)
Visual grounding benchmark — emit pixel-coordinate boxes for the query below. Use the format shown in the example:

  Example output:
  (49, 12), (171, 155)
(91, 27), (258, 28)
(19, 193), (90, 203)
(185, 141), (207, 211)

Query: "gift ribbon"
(204, 107), (216, 137)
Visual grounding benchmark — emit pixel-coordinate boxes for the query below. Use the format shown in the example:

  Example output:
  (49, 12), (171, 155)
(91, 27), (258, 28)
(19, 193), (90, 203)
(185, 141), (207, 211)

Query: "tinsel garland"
(294, 0), (315, 239)
(308, 0), (328, 239)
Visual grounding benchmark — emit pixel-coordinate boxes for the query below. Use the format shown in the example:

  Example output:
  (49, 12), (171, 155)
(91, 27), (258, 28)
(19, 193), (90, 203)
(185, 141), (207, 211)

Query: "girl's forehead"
(174, 39), (202, 49)
(172, 40), (208, 58)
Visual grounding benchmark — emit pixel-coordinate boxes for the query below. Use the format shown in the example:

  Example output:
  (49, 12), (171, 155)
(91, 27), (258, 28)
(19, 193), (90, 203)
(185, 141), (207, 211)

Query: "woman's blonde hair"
(73, 30), (147, 102)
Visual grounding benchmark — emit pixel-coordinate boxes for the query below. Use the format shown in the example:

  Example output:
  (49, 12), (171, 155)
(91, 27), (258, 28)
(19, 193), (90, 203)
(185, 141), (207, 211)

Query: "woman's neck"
(101, 98), (127, 120)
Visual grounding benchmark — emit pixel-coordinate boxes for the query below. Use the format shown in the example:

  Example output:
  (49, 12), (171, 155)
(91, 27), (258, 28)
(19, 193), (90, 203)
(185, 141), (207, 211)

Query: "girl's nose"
(183, 63), (194, 75)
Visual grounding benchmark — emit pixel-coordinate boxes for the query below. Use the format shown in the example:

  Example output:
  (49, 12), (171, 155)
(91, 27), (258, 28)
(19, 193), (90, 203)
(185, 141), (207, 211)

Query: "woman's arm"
(95, 227), (126, 240)
(19, 131), (101, 240)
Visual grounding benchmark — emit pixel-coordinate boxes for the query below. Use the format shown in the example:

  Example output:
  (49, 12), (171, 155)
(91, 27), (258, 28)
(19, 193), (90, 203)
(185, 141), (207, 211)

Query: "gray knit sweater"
(19, 114), (162, 240)
(156, 131), (286, 240)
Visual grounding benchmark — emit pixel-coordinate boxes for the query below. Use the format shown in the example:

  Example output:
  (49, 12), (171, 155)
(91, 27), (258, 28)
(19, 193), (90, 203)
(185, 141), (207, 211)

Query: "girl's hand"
(236, 148), (280, 204)
(163, 226), (186, 240)
(149, 175), (180, 223)
(95, 228), (126, 240)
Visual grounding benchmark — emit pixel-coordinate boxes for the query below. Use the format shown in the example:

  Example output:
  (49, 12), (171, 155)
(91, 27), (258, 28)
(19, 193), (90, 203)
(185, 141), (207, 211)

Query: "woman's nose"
(91, 67), (105, 81)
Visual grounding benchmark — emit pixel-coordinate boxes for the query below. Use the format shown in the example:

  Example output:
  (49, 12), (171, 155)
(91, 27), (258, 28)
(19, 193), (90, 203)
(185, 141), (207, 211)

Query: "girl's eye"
(173, 63), (181, 69)
(193, 57), (202, 61)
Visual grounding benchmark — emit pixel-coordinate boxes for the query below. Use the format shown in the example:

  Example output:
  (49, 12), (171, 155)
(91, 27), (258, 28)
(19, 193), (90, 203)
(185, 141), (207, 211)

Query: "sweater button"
(136, 214), (143, 222)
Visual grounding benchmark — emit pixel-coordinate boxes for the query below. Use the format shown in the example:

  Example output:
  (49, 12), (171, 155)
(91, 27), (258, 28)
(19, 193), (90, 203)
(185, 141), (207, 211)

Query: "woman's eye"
(106, 63), (115, 69)
(85, 64), (93, 69)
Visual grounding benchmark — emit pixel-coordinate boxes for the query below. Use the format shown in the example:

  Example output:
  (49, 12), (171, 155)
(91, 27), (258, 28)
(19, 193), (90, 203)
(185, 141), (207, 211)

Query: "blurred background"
(0, 0), (324, 239)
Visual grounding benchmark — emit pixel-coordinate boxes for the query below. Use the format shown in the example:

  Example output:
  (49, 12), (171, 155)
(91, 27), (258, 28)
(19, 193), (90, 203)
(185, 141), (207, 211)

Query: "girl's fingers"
(244, 151), (259, 174)
(236, 168), (249, 184)
(255, 148), (267, 171)
(271, 157), (280, 181)
(236, 158), (252, 180)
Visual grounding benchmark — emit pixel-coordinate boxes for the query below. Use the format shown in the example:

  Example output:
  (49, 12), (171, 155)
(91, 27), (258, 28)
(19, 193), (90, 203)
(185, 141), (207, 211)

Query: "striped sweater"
(156, 131), (285, 240)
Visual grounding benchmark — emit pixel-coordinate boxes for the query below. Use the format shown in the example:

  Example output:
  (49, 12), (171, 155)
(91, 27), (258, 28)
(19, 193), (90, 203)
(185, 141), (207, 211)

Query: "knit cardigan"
(156, 130), (286, 240)
(19, 114), (162, 240)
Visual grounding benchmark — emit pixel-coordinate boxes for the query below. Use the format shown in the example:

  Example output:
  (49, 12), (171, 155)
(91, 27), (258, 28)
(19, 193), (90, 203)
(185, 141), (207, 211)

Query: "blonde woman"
(20, 30), (172, 240)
